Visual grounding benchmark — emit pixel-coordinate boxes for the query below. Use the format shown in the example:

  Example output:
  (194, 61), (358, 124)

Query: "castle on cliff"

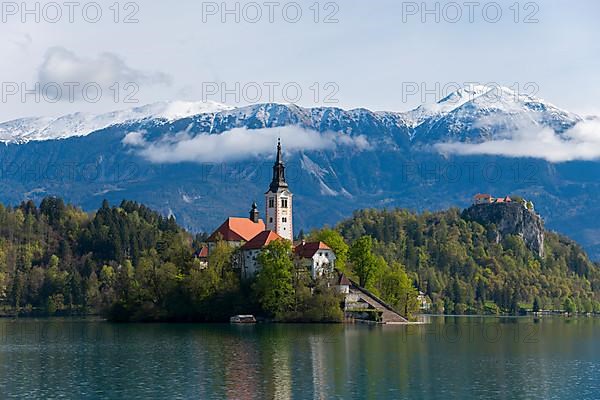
(474, 193), (535, 210)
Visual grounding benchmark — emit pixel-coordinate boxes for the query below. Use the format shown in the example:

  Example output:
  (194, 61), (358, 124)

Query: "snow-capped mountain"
(403, 85), (495, 127)
(0, 100), (231, 144)
(409, 85), (582, 142)
(0, 85), (581, 146)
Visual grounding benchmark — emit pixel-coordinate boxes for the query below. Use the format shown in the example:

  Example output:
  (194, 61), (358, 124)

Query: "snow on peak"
(434, 85), (534, 112)
(154, 100), (233, 120)
(404, 84), (569, 128)
(438, 84), (495, 105)
(0, 100), (232, 144)
(405, 85), (498, 126)
(438, 84), (560, 112)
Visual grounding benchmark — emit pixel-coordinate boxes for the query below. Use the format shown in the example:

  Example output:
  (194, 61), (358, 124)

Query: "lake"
(0, 316), (598, 399)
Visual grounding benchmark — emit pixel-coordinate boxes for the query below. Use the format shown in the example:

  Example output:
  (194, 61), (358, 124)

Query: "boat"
(230, 315), (256, 324)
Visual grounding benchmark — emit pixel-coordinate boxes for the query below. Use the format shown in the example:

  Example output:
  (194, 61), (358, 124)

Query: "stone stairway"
(349, 282), (408, 324)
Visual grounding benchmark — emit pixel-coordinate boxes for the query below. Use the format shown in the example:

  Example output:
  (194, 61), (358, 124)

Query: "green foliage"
(376, 262), (419, 318)
(563, 297), (576, 314)
(253, 240), (295, 319)
(349, 236), (382, 288)
(300, 283), (344, 322)
(511, 195), (525, 204)
(0, 197), (348, 322)
(347, 234), (421, 319)
(337, 208), (600, 314)
(1, 197), (596, 320)
(281, 270), (344, 322)
(179, 240), (244, 321)
(0, 198), (196, 318)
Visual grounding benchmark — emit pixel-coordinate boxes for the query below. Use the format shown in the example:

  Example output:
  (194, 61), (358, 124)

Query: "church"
(206, 140), (337, 280)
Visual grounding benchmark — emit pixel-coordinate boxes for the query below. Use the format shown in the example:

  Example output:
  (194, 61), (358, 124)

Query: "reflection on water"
(0, 317), (599, 399)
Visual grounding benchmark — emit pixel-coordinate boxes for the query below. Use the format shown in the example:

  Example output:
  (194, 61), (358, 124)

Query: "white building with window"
(294, 241), (336, 279)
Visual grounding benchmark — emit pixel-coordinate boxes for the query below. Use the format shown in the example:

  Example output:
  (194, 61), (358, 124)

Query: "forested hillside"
(0, 198), (195, 318)
(0, 198), (598, 320)
(336, 208), (600, 314)
(0, 197), (342, 321)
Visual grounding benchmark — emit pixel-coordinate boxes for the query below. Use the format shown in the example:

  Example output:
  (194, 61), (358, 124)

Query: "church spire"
(269, 138), (288, 192)
(276, 138), (283, 164)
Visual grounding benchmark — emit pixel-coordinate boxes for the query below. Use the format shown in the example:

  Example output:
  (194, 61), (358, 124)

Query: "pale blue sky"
(1, 0), (599, 120)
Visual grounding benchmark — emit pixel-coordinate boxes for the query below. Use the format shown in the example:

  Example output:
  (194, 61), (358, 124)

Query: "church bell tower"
(265, 139), (293, 241)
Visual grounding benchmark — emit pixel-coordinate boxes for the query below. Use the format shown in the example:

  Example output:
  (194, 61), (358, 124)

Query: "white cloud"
(121, 130), (147, 147)
(37, 47), (171, 100)
(122, 125), (371, 163)
(435, 119), (600, 163)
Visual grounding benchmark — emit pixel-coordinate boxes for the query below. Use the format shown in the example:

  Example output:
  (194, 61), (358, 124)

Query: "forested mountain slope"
(337, 207), (600, 314)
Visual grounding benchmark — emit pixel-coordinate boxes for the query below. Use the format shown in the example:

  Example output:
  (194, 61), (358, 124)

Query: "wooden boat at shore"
(230, 315), (257, 324)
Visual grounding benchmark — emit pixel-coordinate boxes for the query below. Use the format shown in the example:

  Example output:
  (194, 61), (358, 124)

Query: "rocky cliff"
(462, 202), (545, 258)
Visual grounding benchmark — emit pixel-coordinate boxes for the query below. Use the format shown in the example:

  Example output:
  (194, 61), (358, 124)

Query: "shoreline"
(1, 313), (597, 324)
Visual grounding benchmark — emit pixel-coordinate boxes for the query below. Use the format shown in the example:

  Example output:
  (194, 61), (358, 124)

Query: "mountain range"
(1, 85), (599, 258)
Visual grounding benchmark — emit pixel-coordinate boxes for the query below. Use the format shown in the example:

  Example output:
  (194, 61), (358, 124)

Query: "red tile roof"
(208, 217), (265, 242)
(240, 230), (283, 250)
(475, 193), (492, 199)
(294, 241), (332, 258)
(196, 246), (208, 258)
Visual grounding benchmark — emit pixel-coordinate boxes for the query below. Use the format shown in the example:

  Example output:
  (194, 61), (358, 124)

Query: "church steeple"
(269, 138), (288, 193)
(265, 139), (293, 241)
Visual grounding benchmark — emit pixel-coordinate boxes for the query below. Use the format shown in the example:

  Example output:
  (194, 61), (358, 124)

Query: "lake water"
(0, 316), (598, 399)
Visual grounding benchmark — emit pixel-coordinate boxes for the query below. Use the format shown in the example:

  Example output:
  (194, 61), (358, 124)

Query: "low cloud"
(37, 47), (171, 100)
(435, 119), (600, 163)
(123, 126), (371, 163)
(121, 130), (147, 147)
